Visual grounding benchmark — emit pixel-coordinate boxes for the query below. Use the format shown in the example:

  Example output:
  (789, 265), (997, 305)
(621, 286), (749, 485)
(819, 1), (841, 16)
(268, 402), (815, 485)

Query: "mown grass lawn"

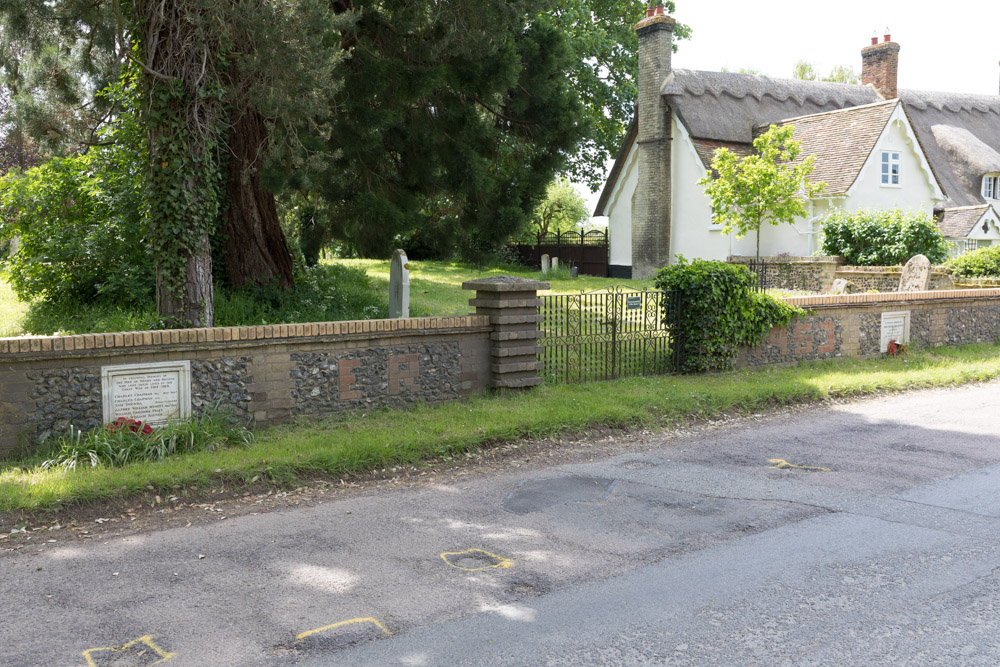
(332, 258), (655, 316)
(3, 342), (999, 515)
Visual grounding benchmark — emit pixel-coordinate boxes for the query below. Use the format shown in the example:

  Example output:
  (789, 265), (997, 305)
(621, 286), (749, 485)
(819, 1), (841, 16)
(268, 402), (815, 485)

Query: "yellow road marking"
(440, 548), (515, 571)
(83, 635), (174, 666)
(769, 458), (830, 472)
(296, 617), (391, 642)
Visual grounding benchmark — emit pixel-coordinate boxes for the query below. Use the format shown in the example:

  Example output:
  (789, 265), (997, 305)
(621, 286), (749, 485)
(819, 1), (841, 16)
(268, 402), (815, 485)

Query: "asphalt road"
(4, 382), (1000, 665)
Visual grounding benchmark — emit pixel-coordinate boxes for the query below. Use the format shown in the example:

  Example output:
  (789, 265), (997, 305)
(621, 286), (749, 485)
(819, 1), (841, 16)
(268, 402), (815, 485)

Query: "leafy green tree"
(528, 178), (590, 239)
(0, 0), (351, 326)
(792, 59), (859, 84)
(550, 0), (691, 189)
(698, 124), (825, 258)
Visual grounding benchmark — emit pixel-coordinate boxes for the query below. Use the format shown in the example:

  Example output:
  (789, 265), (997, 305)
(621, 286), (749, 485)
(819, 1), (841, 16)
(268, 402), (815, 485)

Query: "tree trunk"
(219, 109), (294, 290)
(156, 234), (214, 327)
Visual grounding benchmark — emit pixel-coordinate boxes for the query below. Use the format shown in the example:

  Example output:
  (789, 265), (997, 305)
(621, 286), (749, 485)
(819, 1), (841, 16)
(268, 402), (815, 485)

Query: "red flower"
(106, 417), (155, 435)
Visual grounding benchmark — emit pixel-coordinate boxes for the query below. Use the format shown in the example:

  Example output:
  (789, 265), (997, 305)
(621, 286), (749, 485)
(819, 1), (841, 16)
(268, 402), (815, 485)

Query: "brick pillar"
(632, 5), (674, 280)
(861, 33), (900, 99)
(462, 276), (548, 389)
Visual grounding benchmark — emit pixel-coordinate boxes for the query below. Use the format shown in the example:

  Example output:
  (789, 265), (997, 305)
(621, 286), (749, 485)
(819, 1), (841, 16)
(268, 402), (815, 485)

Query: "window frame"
(880, 151), (901, 187)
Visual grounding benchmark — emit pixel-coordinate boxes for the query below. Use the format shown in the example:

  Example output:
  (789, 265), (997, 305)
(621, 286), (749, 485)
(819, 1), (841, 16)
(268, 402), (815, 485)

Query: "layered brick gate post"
(462, 276), (549, 389)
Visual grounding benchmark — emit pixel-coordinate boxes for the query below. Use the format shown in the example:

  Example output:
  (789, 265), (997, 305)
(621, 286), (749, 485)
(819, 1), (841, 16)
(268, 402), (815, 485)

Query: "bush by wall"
(820, 209), (948, 266)
(0, 144), (154, 306)
(654, 258), (803, 372)
(946, 244), (1000, 278)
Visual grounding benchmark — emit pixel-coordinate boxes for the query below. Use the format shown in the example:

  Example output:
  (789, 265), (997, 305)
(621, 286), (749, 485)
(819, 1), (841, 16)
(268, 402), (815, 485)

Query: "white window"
(965, 239), (979, 253)
(983, 174), (1000, 199)
(880, 151), (900, 186)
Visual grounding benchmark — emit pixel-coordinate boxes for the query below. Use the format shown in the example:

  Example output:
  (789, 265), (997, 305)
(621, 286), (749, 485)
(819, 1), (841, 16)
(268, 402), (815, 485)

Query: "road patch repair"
(501, 475), (615, 514)
(440, 548), (514, 571)
(277, 617), (391, 657)
(83, 634), (174, 666)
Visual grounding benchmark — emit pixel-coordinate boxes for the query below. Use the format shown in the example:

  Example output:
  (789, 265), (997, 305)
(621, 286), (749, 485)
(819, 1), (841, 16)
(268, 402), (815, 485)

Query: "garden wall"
(737, 289), (1000, 367)
(727, 256), (842, 292)
(0, 276), (547, 455)
(833, 266), (955, 292)
(0, 317), (493, 453)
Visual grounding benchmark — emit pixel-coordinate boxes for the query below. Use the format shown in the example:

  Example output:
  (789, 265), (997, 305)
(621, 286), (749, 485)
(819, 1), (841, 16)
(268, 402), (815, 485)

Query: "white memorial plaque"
(880, 311), (911, 353)
(101, 361), (191, 425)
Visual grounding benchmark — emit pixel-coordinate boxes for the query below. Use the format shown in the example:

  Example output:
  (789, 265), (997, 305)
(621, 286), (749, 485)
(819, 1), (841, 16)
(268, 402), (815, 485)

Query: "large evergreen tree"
(292, 0), (587, 261)
(0, 0), (350, 326)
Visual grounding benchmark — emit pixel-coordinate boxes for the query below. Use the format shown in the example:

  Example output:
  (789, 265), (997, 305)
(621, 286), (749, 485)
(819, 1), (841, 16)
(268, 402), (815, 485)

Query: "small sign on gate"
(625, 295), (642, 310)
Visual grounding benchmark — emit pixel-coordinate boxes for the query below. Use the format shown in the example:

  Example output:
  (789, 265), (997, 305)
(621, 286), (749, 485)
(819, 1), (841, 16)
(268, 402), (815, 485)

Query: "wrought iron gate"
(538, 287), (682, 383)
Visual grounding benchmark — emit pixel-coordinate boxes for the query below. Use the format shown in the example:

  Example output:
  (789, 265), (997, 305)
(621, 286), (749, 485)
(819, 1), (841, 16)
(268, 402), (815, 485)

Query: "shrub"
(946, 244), (1000, 278)
(0, 122), (153, 306)
(40, 408), (253, 470)
(820, 208), (948, 265)
(654, 258), (803, 372)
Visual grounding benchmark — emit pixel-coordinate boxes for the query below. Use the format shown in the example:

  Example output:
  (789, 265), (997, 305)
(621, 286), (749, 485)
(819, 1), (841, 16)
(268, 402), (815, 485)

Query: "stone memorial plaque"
(880, 311), (910, 353)
(101, 361), (191, 425)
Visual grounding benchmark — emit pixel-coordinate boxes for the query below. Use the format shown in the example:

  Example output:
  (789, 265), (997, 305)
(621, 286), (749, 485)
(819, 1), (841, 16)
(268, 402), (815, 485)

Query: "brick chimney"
(861, 30), (900, 99)
(631, 3), (674, 279)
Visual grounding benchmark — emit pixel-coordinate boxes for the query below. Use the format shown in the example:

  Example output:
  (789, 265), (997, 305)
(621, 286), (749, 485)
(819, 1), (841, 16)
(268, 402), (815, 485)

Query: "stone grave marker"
(101, 361), (191, 425)
(551, 257), (559, 271)
(390, 249), (410, 318)
(898, 254), (931, 292)
(540, 254), (550, 274)
(830, 278), (853, 295)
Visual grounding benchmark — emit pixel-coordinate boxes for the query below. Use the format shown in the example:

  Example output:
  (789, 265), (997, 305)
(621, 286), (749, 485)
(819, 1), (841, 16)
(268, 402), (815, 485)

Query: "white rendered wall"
(669, 116), (731, 262)
(842, 115), (939, 215)
(606, 144), (638, 267)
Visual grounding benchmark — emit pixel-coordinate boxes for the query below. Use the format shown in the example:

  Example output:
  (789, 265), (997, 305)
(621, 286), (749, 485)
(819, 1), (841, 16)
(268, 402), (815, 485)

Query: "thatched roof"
(662, 70), (881, 144)
(899, 90), (1000, 207)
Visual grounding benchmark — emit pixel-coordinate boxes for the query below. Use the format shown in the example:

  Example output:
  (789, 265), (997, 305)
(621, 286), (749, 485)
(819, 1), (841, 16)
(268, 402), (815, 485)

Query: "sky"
(580, 0), (998, 217)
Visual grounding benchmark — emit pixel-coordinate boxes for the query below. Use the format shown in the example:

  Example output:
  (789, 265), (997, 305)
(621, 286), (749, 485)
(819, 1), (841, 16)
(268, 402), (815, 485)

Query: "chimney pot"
(884, 34), (891, 43)
(871, 36), (878, 45)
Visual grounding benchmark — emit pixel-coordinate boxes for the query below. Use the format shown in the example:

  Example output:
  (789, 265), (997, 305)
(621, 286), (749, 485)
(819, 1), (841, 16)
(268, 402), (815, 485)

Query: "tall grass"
(39, 409), (254, 470)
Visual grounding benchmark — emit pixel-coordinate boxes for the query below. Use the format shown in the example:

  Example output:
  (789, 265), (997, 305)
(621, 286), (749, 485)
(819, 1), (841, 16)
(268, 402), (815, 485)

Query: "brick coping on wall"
(0, 315), (491, 358)
(784, 288), (1000, 309)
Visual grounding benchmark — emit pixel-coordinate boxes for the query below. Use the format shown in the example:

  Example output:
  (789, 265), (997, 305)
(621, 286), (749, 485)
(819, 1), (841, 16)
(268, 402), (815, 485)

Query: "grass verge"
(3, 343), (1000, 514)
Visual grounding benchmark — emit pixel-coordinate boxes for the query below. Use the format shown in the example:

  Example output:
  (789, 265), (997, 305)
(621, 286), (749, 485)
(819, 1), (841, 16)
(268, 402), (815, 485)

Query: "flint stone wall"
(0, 317), (492, 453)
(738, 289), (1000, 367)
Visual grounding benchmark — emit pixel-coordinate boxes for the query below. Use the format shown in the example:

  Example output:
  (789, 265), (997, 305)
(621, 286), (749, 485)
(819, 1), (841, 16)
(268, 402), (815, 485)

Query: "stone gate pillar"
(462, 276), (548, 389)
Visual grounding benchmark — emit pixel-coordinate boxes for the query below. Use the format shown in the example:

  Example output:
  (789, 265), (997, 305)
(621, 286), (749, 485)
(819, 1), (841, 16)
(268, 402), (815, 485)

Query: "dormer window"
(880, 151), (900, 186)
(983, 174), (1000, 199)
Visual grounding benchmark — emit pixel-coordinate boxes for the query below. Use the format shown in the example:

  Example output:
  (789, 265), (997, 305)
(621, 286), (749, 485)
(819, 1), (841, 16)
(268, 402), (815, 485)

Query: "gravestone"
(540, 254), (550, 274)
(898, 254), (931, 292)
(551, 257), (559, 271)
(101, 361), (191, 425)
(830, 278), (853, 295)
(389, 249), (410, 318)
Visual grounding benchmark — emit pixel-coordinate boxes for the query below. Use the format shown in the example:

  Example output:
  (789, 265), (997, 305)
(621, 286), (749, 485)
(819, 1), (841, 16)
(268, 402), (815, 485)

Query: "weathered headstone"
(551, 257), (559, 271)
(389, 249), (410, 318)
(101, 361), (191, 425)
(898, 254), (931, 292)
(880, 310), (911, 353)
(540, 254), (551, 274)
(830, 278), (853, 295)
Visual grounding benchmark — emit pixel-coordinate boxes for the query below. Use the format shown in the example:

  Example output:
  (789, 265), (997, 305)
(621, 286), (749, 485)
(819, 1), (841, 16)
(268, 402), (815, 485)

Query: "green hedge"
(820, 208), (948, 265)
(946, 245), (1000, 278)
(654, 258), (802, 372)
